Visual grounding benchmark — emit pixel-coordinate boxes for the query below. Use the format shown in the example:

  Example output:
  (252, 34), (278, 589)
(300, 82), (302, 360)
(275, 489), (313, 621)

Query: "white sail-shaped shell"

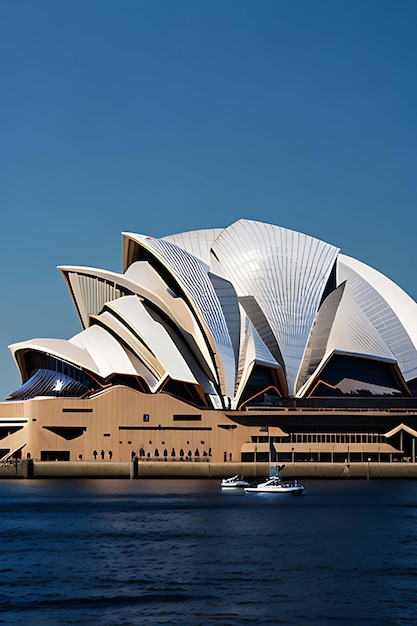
(338, 255), (417, 382)
(212, 219), (339, 395)
(122, 233), (236, 403)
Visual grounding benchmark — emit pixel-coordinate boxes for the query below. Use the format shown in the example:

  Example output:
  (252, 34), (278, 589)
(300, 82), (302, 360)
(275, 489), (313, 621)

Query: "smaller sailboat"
(221, 475), (250, 489)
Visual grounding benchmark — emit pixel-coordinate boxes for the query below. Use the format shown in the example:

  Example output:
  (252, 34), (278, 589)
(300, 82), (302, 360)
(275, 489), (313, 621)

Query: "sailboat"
(244, 470), (305, 494)
(244, 430), (305, 494)
(220, 475), (250, 488)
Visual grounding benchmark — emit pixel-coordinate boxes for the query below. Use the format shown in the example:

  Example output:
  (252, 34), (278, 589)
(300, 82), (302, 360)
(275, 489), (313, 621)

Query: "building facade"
(2, 219), (417, 464)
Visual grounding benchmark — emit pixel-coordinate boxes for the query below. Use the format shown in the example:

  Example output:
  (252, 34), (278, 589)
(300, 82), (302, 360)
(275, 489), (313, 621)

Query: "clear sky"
(1, 0), (416, 400)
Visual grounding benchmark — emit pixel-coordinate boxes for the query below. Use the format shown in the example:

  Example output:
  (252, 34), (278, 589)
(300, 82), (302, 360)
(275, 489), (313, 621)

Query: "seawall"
(2, 460), (417, 479)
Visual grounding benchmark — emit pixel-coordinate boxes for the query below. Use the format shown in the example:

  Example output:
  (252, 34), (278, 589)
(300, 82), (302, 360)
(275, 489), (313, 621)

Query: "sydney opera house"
(1, 219), (417, 465)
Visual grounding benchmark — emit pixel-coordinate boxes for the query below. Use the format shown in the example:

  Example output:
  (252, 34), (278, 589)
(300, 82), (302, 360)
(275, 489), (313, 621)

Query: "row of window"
(253, 433), (387, 444)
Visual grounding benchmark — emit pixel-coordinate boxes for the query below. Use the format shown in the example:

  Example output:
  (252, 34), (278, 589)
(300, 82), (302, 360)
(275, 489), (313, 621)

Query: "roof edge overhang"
(296, 349), (407, 398)
(8, 339), (100, 381)
(384, 423), (417, 439)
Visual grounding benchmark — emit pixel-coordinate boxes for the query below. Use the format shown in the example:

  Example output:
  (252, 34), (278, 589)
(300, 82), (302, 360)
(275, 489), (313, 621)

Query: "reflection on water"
(1, 478), (417, 625)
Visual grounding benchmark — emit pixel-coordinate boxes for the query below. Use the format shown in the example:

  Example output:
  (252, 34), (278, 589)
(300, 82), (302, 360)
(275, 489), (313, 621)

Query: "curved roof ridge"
(162, 227), (224, 265)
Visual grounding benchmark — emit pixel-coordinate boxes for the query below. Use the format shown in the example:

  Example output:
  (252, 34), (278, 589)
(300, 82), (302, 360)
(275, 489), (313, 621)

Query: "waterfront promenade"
(2, 459), (417, 479)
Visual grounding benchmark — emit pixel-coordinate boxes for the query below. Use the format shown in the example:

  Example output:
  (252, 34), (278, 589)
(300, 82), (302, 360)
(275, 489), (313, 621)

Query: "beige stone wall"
(1, 387), (415, 465)
(0, 401), (26, 417)
(0, 387), (256, 462)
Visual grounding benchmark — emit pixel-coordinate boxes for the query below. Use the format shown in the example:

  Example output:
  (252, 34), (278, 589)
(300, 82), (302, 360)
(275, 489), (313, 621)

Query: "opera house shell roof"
(8, 219), (417, 409)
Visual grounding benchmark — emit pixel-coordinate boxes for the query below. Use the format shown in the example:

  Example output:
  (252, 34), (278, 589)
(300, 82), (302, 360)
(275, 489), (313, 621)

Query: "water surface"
(1, 478), (416, 625)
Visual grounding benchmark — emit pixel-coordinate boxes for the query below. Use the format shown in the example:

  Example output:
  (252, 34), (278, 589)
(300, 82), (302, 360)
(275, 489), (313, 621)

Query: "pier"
(2, 459), (417, 480)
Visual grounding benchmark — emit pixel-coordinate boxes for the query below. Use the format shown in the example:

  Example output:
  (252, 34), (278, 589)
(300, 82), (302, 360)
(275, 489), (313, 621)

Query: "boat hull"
(221, 484), (249, 489)
(244, 485), (304, 494)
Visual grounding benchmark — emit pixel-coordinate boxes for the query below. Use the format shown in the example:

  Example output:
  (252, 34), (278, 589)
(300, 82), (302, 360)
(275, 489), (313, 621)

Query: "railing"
(137, 455), (212, 462)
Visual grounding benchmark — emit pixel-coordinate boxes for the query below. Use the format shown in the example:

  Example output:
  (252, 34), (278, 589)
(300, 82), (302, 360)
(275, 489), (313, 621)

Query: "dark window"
(43, 426), (86, 440)
(241, 452), (254, 462)
(0, 427), (23, 441)
(173, 414), (202, 421)
(309, 354), (407, 397)
(41, 451), (70, 461)
(7, 356), (96, 401)
(119, 425), (211, 431)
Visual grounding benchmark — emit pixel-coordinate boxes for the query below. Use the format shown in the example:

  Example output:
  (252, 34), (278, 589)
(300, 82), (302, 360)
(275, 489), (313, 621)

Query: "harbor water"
(1, 478), (416, 625)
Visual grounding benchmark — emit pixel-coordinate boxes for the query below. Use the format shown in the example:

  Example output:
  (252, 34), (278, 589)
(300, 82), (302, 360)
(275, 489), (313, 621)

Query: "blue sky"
(1, 0), (416, 399)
